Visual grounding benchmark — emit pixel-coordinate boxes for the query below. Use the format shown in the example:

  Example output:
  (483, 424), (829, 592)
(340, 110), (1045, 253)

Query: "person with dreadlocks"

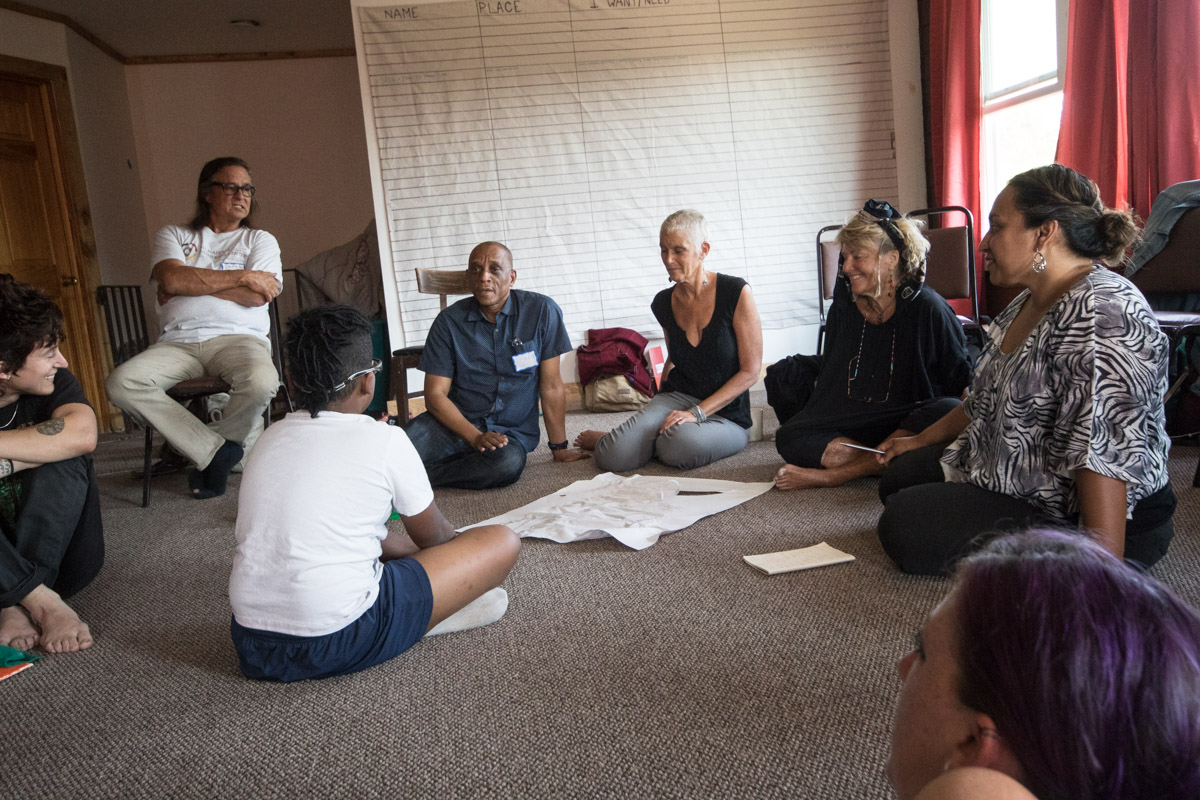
(0, 274), (102, 654)
(228, 305), (519, 682)
(766, 200), (971, 490)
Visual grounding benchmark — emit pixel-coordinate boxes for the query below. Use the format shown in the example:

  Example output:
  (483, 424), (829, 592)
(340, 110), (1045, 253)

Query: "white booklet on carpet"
(743, 542), (856, 575)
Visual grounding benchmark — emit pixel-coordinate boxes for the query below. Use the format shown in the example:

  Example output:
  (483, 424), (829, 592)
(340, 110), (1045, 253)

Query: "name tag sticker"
(512, 350), (538, 371)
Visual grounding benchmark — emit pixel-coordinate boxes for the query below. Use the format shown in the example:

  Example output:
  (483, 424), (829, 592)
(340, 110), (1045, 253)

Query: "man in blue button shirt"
(406, 242), (587, 489)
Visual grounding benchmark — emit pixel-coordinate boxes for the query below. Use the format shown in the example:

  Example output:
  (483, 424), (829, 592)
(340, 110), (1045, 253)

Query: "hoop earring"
(1031, 251), (1047, 274)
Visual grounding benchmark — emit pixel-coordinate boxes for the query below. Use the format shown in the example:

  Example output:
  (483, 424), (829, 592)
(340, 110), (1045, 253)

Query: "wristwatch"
(548, 440), (569, 451)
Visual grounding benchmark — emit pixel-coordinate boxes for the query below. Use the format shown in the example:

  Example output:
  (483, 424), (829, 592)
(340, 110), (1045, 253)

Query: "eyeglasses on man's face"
(208, 182), (256, 197)
(331, 358), (383, 392)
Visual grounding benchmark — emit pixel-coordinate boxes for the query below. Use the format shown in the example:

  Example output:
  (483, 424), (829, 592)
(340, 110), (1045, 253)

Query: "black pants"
(776, 397), (961, 469)
(404, 412), (527, 490)
(0, 455), (104, 606)
(877, 444), (1176, 575)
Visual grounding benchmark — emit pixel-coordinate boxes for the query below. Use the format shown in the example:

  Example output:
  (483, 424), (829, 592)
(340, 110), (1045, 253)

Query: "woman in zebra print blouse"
(873, 164), (1175, 575)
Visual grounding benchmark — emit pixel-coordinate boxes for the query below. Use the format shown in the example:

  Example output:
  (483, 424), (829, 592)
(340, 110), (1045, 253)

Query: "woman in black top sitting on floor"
(769, 200), (971, 489)
(576, 209), (763, 471)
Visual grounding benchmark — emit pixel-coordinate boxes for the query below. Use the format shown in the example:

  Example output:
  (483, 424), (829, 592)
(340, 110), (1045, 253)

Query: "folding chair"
(907, 206), (982, 344)
(390, 268), (472, 426)
(97, 285), (290, 506)
(1127, 205), (1200, 486)
(814, 225), (843, 356)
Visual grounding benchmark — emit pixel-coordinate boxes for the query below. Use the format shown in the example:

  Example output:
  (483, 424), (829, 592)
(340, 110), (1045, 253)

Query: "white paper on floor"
(462, 472), (774, 550)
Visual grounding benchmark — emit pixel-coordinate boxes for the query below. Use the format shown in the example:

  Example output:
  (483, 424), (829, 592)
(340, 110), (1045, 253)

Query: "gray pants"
(105, 335), (278, 469)
(593, 391), (749, 472)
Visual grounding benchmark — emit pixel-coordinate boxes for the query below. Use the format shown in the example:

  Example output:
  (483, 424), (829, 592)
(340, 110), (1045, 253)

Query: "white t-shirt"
(229, 412), (435, 637)
(152, 224), (282, 344)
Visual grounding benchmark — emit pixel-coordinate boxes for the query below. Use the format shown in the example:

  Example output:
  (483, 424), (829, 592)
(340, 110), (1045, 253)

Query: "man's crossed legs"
(106, 335), (278, 499)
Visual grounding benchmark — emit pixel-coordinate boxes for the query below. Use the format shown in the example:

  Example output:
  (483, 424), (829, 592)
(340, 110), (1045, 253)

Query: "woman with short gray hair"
(576, 209), (763, 471)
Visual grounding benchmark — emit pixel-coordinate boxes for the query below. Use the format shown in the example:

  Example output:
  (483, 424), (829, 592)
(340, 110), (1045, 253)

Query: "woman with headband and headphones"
(769, 200), (972, 490)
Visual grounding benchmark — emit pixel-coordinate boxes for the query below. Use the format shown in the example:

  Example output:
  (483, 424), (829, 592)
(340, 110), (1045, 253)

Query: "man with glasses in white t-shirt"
(106, 157), (282, 500)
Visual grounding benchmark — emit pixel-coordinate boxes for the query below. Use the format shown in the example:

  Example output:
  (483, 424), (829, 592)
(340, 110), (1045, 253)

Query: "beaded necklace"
(846, 315), (896, 404)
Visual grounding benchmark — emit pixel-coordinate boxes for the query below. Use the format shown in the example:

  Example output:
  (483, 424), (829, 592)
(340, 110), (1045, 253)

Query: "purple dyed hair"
(952, 530), (1200, 799)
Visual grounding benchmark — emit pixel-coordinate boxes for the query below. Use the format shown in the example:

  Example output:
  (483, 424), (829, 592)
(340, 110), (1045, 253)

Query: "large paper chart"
(463, 472), (774, 549)
(353, 0), (899, 347)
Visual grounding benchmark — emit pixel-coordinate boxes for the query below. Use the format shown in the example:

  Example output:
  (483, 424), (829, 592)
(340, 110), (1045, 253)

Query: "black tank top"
(651, 273), (751, 428)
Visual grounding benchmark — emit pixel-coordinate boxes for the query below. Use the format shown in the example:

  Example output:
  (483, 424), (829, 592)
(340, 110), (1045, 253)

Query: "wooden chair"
(97, 285), (290, 506)
(390, 268), (472, 426)
(1127, 205), (1200, 486)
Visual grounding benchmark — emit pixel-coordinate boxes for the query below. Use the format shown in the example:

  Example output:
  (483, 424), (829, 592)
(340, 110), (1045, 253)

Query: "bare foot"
(0, 605), (39, 651)
(574, 430), (607, 451)
(820, 438), (860, 469)
(774, 464), (842, 490)
(21, 585), (93, 654)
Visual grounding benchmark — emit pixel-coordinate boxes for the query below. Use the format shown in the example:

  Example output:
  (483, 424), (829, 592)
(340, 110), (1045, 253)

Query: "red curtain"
(928, 0), (982, 314)
(1127, 0), (1200, 220)
(1058, 0), (1200, 220)
(1055, 0), (1129, 210)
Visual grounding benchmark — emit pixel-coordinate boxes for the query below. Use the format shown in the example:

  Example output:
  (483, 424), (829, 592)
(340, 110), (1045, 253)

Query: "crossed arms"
(153, 260), (281, 308)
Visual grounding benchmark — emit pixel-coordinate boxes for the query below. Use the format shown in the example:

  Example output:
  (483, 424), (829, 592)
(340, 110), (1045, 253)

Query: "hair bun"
(1097, 209), (1139, 265)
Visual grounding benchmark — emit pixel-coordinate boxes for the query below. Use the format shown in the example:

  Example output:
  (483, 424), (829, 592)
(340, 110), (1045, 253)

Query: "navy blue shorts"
(230, 557), (434, 683)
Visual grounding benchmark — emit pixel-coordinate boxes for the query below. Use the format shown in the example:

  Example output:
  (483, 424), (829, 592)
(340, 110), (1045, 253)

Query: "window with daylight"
(979, 0), (1066, 217)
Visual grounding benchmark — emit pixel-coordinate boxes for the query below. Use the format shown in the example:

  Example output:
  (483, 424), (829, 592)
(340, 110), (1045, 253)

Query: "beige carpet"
(5, 404), (1199, 799)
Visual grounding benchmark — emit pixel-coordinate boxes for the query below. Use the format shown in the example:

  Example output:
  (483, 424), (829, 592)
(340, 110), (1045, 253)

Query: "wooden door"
(0, 64), (108, 426)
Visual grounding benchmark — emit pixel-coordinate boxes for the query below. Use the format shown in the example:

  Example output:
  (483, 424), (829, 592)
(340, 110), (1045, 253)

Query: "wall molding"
(0, 1), (354, 64)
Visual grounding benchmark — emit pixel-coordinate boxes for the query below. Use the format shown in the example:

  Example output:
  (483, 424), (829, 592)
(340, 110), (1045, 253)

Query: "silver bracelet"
(688, 404), (706, 423)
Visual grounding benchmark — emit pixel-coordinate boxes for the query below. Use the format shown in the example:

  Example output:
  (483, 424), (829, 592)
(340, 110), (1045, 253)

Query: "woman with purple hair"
(888, 529), (1200, 800)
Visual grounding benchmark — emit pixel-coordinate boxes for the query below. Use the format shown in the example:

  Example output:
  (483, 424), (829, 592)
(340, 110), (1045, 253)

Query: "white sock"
(426, 587), (509, 637)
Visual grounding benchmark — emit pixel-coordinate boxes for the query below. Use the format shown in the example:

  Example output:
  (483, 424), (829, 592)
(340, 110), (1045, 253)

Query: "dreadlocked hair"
(285, 305), (374, 417)
(0, 273), (65, 372)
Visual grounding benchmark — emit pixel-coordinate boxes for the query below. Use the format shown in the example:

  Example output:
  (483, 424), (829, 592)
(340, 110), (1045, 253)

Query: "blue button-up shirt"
(419, 289), (572, 452)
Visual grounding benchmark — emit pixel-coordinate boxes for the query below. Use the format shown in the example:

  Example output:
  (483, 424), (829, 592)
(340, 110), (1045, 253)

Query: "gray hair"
(660, 209), (709, 253)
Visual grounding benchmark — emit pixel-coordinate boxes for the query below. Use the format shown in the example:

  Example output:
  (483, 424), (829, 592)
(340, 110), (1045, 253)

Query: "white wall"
(125, 57), (376, 271)
(66, 30), (151, 287)
(889, 0), (928, 215)
(0, 8), (68, 66)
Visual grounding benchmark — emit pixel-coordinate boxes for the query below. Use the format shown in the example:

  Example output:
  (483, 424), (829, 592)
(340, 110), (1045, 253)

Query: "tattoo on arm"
(0, 459), (11, 477)
(36, 418), (65, 436)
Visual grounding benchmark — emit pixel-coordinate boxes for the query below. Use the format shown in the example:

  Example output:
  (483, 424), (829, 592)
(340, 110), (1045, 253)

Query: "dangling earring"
(1031, 250), (1047, 274)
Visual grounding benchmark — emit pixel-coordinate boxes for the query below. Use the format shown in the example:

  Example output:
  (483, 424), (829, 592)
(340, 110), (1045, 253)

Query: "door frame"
(0, 54), (112, 431)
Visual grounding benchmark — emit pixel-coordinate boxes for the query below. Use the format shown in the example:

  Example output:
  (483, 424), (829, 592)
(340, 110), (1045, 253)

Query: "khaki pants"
(106, 335), (278, 469)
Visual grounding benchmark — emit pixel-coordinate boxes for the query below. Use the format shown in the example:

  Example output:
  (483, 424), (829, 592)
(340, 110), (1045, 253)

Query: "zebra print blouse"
(942, 266), (1170, 521)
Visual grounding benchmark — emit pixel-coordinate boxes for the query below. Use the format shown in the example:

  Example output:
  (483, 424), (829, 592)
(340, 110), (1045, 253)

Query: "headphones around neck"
(835, 199), (925, 304)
